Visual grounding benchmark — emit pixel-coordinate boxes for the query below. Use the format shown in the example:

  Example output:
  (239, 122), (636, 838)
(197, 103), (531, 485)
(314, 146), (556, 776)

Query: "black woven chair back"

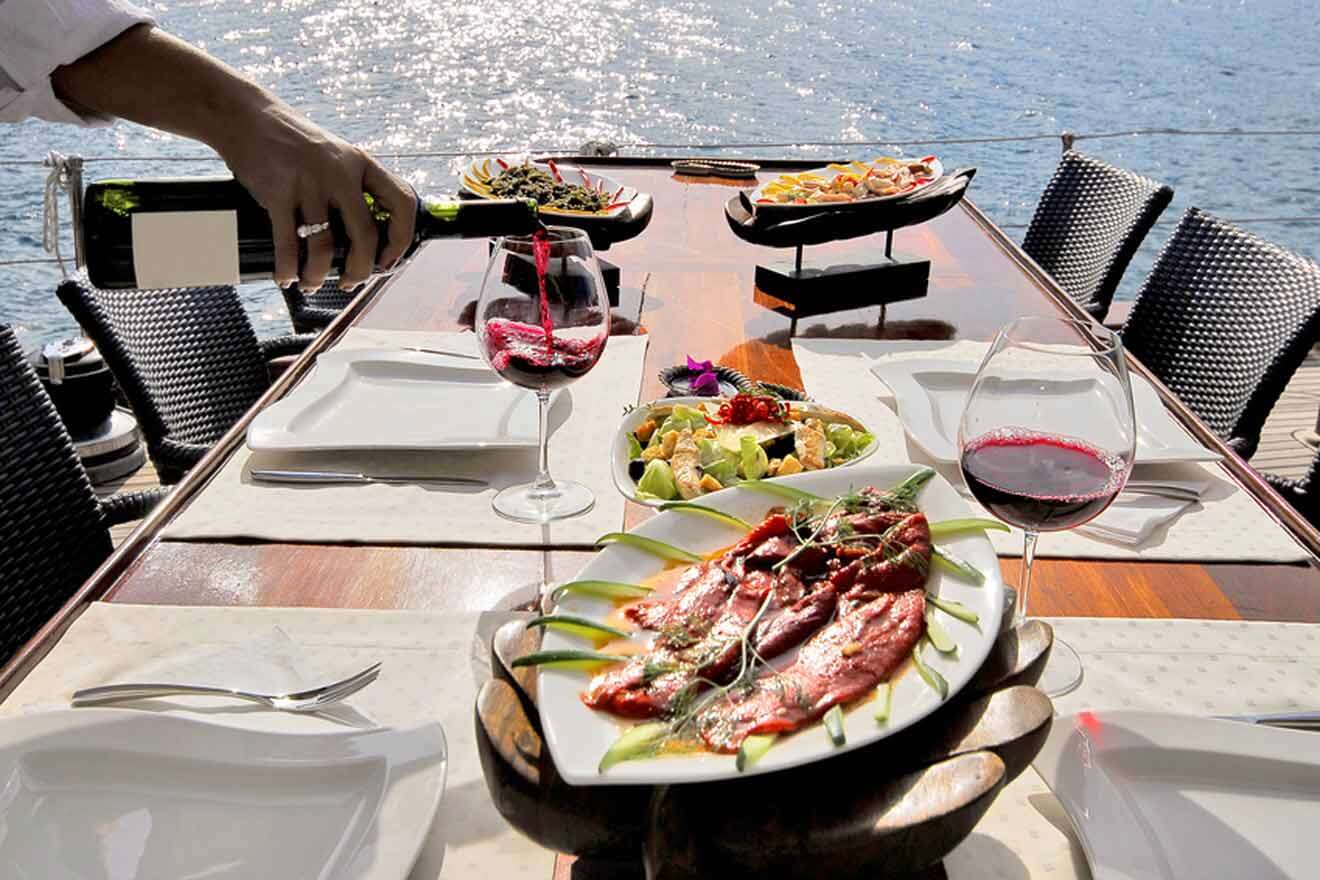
(0, 324), (111, 666)
(1022, 150), (1173, 320)
(1121, 208), (1320, 459)
(57, 278), (270, 451)
(1264, 448), (1320, 530)
(281, 280), (354, 333)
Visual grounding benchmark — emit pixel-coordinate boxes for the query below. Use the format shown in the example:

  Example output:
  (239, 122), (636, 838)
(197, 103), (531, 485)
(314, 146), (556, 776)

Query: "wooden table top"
(7, 161), (1320, 697)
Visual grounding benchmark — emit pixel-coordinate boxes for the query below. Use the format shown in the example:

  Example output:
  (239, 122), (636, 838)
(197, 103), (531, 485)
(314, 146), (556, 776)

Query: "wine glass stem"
(1015, 529), (1039, 627)
(533, 388), (555, 493)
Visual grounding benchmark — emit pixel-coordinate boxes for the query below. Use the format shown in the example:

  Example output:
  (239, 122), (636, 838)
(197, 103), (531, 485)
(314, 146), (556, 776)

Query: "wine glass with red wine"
(958, 316), (1136, 696)
(476, 227), (609, 522)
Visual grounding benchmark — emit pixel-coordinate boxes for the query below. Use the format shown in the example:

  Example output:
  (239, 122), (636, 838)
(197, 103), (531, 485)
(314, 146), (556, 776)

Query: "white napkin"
(75, 626), (377, 729)
(1078, 480), (1210, 545)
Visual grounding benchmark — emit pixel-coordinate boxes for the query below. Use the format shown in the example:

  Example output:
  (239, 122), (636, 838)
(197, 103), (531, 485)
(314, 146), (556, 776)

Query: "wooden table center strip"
(5, 160), (1319, 707)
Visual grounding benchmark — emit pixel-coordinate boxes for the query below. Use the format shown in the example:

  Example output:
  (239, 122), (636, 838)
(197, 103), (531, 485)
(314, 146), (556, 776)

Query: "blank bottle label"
(131, 210), (241, 289)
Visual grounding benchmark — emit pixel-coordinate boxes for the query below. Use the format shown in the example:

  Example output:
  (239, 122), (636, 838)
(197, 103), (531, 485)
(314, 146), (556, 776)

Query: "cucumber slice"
(911, 640), (949, 699)
(549, 580), (652, 604)
(596, 532), (702, 563)
(659, 502), (752, 531)
(929, 517), (1011, 540)
(889, 466), (936, 502)
(932, 545), (987, 584)
(925, 593), (981, 626)
(510, 650), (623, 672)
(736, 480), (825, 503)
(823, 704), (846, 746)
(525, 614), (628, 644)
(599, 722), (670, 772)
(924, 612), (958, 654)
(874, 682), (893, 723)
(736, 733), (778, 771)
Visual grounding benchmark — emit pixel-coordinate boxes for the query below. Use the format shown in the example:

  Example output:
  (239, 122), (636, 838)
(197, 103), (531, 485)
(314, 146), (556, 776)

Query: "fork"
(70, 662), (382, 712)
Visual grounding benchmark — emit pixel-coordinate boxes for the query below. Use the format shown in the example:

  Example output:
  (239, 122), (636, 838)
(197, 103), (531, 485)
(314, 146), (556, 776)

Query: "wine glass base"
(492, 480), (595, 524)
(1037, 637), (1084, 698)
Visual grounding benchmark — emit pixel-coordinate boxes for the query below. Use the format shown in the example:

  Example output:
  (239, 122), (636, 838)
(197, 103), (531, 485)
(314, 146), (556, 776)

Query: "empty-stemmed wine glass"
(958, 316), (1136, 696)
(476, 227), (609, 523)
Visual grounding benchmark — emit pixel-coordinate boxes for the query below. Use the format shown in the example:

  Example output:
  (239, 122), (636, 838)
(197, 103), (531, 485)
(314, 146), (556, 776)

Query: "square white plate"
(539, 464), (1005, 786)
(1035, 711), (1320, 880)
(0, 709), (447, 879)
(870, 359), (1222, 465)
(248, 348), (550, 452)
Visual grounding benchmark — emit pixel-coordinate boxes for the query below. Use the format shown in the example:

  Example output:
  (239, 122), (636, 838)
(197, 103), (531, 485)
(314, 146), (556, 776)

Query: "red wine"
(483, 319), (604, 390)
(81, 177), (540, 289)
(960, 431), (1124, 531)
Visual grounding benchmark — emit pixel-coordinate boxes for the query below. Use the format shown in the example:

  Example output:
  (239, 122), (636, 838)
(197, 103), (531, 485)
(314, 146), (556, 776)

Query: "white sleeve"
(0, 0), (155, 125)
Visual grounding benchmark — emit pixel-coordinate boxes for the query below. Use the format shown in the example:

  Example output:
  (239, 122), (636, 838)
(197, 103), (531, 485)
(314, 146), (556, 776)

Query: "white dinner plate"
(539, 464), (1005, 786)
(1034, 711), (1320, 880)
(610, 396), (881, 506)
(248, 348), (558, 453)
(0, 709), (447, 879)
(870, 359), (1222, 465)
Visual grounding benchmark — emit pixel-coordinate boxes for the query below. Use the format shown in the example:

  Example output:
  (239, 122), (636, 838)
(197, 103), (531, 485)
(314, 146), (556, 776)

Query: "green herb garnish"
(596, 533), (702, 563)
(736, 733), (778, 771)
(599, 722), (670, 772)
(511, 649), (623, 671)
(549, 580), (652, 603)
(926, 593), (981, 626)
(874, 682), (893, 723)
(659, 502), (752, 531)
(932, 545), (986, 584)
(929, 517), (1011, 540)
(823, 704), (846, 746)
(525, 614), (628, 644)
(911, 639), (949, 699)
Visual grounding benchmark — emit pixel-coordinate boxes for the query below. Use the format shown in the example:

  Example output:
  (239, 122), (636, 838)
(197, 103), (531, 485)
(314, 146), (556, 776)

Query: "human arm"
(2, 7), (415, 290)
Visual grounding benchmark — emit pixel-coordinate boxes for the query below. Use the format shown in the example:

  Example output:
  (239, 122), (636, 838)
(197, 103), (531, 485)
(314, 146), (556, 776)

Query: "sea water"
(1, 0), (1317, 345)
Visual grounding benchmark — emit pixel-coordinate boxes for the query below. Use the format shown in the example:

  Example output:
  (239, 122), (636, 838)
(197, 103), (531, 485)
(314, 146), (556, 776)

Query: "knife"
(250, 468), (488, 488)
(1219, 710), (1320, 731)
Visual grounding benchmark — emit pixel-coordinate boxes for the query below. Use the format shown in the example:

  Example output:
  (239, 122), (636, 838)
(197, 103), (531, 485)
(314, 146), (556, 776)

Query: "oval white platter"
(610, 396), (882, 506)
(460, 156), (640, 217)
(748, 156), (945, 206)
(538, 463), (1005, 786)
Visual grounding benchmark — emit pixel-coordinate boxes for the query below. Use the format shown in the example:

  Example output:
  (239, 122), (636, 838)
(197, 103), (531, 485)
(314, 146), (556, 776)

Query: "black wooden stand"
(753, 229), (930, 334)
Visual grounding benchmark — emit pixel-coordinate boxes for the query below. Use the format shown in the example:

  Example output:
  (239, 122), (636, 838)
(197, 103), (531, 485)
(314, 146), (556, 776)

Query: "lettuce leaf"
(626, 433), (643, 459)
(636, 459), (679, 500)
(703, 456), (740, 486)
(740, 435), (769, 480)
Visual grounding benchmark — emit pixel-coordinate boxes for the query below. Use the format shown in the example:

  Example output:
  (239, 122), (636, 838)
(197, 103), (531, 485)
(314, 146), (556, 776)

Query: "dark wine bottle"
(80, 176), (540, 289)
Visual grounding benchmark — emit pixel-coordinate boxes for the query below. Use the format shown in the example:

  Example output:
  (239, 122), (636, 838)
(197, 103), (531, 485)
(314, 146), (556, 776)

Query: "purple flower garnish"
(686, 355), (720, 396)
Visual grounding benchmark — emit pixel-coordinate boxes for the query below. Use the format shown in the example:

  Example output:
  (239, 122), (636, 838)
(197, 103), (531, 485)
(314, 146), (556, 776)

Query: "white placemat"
(0, 603), (550, 880)
(947, 616), (1320, 879)
(163, 330), (648, 547)
(792, 338), (1309, 562)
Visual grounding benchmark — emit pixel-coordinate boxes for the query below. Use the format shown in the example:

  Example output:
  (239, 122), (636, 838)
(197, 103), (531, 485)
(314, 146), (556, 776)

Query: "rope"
(41, 152), (76, 278)
(1, 126), (1318, 166)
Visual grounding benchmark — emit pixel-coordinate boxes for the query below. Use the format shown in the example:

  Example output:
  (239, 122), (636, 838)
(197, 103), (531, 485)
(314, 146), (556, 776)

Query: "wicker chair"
(281, 280), (357, 333)
(0, 324), (168, 666)
(57, 278), (315, 483)
(1121, 208), (1320, 460)
(1022, 150), (1173, 321)
(1264, 450), (1320, 529)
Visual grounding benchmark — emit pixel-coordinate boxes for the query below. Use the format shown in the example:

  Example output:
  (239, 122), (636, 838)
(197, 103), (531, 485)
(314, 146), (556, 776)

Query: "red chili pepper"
(706, 393), (787, 426)
(921, 155), (936, 164)
(756, 198), (774, 204)
(605, 200), (630, 211)
(914, 177), (930, 185)
(580, 168), (592, 188)
(546, 159), (563, 183)
(495, 157), (510, 170)
(612, 185), (625, 201)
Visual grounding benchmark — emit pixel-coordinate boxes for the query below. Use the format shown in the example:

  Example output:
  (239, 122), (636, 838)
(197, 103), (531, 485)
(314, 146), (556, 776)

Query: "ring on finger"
(296, 221), (332, 239)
